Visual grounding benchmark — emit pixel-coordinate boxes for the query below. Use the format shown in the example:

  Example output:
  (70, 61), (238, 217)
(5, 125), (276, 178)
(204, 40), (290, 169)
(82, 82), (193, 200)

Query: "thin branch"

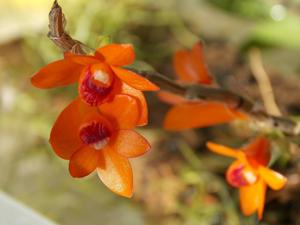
(47, 1), (300, 137)
(129, 69), (300, 136)
(249, 48), (282, 116)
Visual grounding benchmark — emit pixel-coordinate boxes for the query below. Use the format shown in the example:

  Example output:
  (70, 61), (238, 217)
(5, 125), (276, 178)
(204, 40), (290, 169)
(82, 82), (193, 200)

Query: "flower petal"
(207, 142), (242, 159)
(164, 102), (245, 130)
(258, 166), (287, 190)
(110, 130), (150, 158)
(191, 42), (213, 84)
(96, 44), (135, 66)
(98, 94), (140, 129)
(64, 52), (102, 65)
(31, 59), (84, 88)
(97, 147), (133, 197)
(121, 83), (148, 126)
(243, 136), (270, 167)
(50, 98), (98, 159)
(173, 49), (197, 82)
(157, 91), (186, 105)
(257, 181), (267, 220)
(173, 43), (213, 84)
(69, 146), (99, 178)
(239, 179), (266, 220)
(111, 66), (159, 91)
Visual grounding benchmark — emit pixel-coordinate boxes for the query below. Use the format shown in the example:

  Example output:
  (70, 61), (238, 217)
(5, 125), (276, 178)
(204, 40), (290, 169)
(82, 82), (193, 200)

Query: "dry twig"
(249, 48), (282, 116)
(48, 0), (85, 54)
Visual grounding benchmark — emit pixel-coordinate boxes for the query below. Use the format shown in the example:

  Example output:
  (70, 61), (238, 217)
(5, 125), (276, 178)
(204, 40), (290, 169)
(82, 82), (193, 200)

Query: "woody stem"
(128, 69), (300, 136)
(48, 0), (300, 137)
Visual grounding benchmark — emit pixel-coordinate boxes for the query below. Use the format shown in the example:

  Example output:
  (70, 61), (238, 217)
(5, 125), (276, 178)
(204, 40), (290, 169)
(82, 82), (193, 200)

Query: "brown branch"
(129, 69), (300, 137)
(47, 1), (300, 138)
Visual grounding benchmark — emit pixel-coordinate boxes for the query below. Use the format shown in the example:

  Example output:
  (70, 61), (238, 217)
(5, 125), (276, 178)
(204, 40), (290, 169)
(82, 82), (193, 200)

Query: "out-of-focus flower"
(207, 136), (287, 219)
(173, 41), (213, 85)
(159, 42), (247, 131)
(50, 95), (150, 197)
(31, 43), (159, 125)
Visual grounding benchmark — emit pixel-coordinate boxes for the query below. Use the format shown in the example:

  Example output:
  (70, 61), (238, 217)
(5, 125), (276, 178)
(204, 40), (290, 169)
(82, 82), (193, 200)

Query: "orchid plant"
(29, 0), (298, 221)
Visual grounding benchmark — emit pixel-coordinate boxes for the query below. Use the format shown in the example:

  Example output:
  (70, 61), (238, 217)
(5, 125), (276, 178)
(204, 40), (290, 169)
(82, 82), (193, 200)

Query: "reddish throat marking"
(79, 121), (111, 150)
(79, 66), (114, 106)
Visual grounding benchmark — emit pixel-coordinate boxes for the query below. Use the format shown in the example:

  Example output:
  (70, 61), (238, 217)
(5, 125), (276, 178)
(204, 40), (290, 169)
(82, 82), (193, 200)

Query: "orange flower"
(31, 43), (159, 125)
(159, 42), (247, 130)
(50, 95), (150, 197)
(206, 137), (287, 219)
(173, 41), (213, 85)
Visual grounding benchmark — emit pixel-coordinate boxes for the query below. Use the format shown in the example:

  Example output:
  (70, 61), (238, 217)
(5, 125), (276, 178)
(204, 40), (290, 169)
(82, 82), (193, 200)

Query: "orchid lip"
(227, 164), (257, 188)
(79, 67), (113, 106)
(79, 121), (111, 150)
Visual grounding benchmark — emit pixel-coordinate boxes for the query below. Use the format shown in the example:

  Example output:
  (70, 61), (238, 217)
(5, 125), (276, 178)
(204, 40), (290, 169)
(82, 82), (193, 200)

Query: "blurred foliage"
(1, 0), (300, 225)
(208, 0), (269, 19)
(248, 15), (300, 49)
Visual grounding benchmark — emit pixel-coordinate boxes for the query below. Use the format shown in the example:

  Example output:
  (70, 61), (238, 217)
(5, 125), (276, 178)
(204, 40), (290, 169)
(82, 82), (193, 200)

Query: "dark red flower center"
(227, 164), (257, 188)
(79, 65), (114, 106)
(79, 121), (111, 150)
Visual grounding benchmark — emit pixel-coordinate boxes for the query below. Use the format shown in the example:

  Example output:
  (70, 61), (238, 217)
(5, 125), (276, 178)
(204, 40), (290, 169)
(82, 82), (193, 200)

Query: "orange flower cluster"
(159, 42), (247, 131)
(32, 39), (287, 219)
(31, 44), (159, 197)
(160, 42), (287, 219)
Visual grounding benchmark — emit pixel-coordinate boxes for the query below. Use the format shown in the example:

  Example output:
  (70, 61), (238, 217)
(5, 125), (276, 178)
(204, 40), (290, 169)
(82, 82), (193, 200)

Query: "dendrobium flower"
(173, 41), (213, 85)
(50, 95), (150, 197)
(31, 43), (159, 125)
(206, 137), (287, 219)
(159, 42), (247, 130)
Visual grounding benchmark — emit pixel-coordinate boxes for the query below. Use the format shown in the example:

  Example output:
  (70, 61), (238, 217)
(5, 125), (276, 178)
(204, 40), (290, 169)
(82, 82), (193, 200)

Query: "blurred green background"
(1, 0), (300, 224)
